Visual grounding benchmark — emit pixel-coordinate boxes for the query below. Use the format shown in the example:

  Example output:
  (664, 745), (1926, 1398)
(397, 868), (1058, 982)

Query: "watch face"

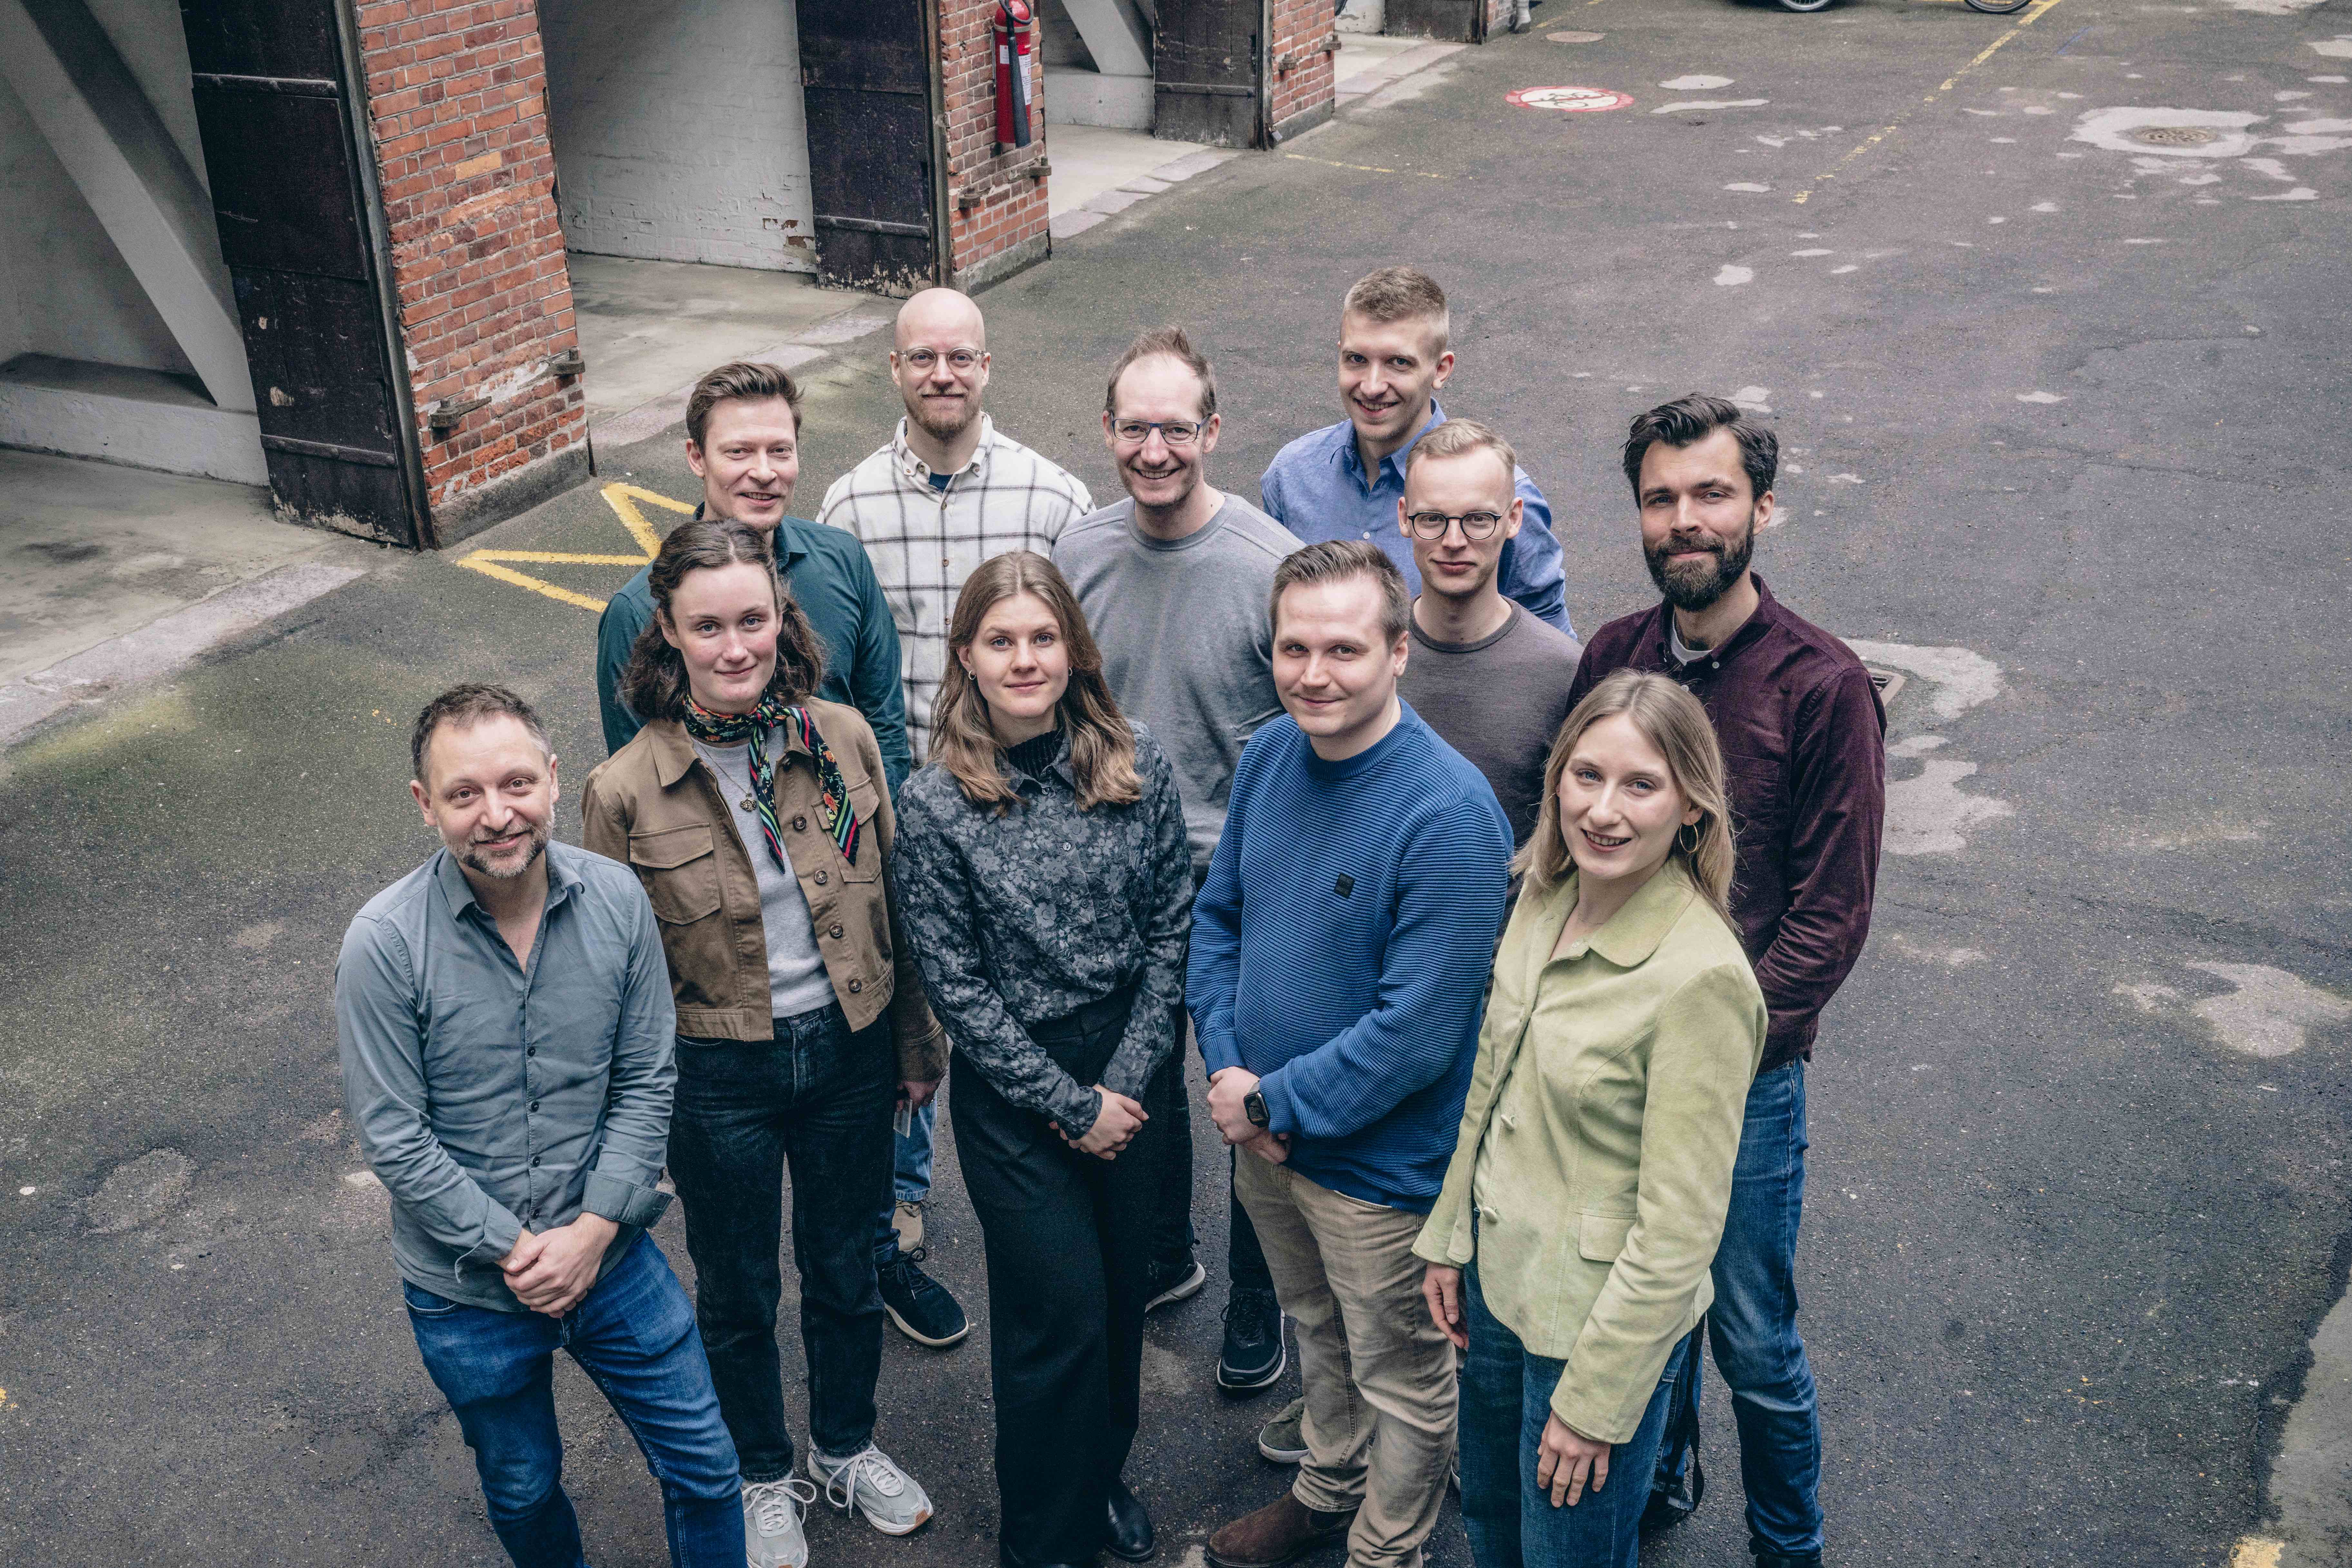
(1246, 1090), (1269, 1127)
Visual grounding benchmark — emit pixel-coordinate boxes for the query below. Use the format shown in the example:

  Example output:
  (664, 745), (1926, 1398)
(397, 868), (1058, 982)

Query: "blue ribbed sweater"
(1188, 703), (1512, 1212)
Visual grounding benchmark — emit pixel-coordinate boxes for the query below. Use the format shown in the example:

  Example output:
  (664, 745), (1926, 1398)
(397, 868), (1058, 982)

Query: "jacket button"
(814, 870), (828, 886)
(847, 978), (863, 993)
(829, 924), (844, 939)
(792, 815), (808, 832)
(530, 1155), (540, 1168)
(529, 1100), (539, 1113)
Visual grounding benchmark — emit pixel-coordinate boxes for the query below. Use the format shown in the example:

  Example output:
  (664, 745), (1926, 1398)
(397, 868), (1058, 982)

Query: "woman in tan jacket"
(1415, 670), (1766, 1568)
(581, 518), (947, 1568)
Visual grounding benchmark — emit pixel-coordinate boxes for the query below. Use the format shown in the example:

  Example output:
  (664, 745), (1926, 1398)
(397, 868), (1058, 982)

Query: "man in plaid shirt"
(819, 288), (1095, 766)
(817, 286), (1094, 1356)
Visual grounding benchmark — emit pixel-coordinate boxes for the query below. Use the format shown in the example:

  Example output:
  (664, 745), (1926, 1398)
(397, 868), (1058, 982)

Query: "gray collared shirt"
(335, 843), (677, 1312)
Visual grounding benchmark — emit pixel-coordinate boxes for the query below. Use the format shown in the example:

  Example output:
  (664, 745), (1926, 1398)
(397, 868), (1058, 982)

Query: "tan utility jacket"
(580, 700), (946, 1083)
(1414, 862), (1765, 1444)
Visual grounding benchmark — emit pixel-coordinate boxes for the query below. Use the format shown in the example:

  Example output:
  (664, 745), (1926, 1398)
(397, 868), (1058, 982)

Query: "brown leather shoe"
(1205, 1493), (1357, 1568)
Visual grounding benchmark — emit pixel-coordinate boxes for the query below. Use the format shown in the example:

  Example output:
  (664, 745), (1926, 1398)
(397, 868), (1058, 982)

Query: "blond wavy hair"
(1516, 670), (1736, 922)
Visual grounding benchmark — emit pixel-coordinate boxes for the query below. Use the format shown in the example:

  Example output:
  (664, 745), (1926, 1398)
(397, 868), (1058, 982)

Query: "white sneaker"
(742, 1476), (818, 1568)
(806, 1443), (934, 1536)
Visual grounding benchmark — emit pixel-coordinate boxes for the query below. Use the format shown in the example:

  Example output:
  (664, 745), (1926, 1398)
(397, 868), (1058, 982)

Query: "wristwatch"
(1244, 1090), (1270, 1128)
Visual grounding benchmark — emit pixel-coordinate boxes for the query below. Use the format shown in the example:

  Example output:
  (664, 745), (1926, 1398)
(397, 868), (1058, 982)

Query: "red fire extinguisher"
(994, 0), (1035, 150)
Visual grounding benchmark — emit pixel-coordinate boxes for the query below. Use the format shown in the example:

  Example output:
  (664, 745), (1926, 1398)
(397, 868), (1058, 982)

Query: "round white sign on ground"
(1507, 85), (1634, 112)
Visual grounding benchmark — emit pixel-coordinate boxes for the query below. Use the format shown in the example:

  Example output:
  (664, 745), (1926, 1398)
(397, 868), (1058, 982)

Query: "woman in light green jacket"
(1416, 670), (1766, 1568)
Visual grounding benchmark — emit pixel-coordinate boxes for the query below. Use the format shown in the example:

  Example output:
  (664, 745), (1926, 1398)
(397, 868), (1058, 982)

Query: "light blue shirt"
(1257, 401), (1573, 637)
(335, 843), (677, 1312)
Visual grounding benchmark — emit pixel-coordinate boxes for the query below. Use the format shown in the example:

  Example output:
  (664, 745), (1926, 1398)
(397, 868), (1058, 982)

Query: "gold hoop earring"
(1677, 822), (1702, 856)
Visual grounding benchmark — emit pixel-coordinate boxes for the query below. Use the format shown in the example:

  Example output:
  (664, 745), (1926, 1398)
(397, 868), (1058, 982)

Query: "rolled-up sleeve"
(335, 917), (523, 1274)
(1554, 963), (1765, 1443)
(581, 890), (676, 1229)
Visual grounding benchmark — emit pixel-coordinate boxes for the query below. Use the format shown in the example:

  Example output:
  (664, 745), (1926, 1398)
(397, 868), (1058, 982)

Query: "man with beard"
(817, 288), (1092, 1354)
(337, 684), (745, 1567)
(1054, 327), (1303, 1394)
(1566, 395), (1884, 1568)
(1258, 267), (1572, 637)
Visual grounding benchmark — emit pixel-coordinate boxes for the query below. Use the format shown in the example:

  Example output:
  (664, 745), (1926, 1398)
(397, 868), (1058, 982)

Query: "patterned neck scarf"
(682, 692), (860, 870)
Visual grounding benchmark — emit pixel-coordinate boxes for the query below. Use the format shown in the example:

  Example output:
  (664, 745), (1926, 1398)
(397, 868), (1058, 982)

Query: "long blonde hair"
(929, 552), (1142, 815)
(1516, 670), (1737, 922)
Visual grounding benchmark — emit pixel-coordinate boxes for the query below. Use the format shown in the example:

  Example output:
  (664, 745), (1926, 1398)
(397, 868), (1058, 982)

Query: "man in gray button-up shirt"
(337, 684), (743, 1566)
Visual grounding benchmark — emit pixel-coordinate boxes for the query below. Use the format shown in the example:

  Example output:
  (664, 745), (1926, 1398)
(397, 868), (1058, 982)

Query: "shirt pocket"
(837, 774), (886, 884)
(628, 823), (722, 925)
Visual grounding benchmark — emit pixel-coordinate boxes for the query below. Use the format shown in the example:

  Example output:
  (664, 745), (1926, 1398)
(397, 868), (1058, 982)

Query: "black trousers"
(953, 986), (1187, 1563)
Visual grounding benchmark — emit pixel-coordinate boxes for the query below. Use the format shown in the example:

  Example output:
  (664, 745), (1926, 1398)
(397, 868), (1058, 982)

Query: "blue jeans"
(874, 1097), (938, 1262)
(669, 1004), (895, 1481)
(402, 1232), (744, 1568)
(1458, 1261), (1689, 1568)
(1656, 1060), (1824, 1557)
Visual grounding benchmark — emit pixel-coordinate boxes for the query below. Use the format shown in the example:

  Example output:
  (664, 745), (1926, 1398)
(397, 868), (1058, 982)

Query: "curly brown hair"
(929, 552), (1140, 815)
(620, 518), (826, 725)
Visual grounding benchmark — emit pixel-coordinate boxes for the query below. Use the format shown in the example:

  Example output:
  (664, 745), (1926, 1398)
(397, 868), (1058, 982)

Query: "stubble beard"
(1645, 512), (1757, 612)
(909, 394), (978, 445)
(462, 823), (550, 881)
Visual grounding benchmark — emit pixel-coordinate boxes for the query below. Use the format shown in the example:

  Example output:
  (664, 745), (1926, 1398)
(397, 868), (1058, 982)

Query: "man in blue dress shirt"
(1257, 267), (1574, 638)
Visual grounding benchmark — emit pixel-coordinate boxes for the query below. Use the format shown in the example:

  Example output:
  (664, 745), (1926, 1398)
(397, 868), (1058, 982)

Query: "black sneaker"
(1640, 1453), (1703, 1534)
(1145, 1258), (1208, 1314)
(879, 1250), (970, 1348)
(1217, 1286), (1286, 1392)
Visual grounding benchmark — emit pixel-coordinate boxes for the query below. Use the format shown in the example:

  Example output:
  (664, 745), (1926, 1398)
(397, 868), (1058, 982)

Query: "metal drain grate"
(2133, 125), (2220, 147)
(1866, 668), (1908, 706)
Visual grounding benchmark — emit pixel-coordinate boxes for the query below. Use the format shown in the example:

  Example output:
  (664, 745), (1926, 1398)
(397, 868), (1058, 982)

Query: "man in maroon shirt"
(1567, 394), (1885, 1568)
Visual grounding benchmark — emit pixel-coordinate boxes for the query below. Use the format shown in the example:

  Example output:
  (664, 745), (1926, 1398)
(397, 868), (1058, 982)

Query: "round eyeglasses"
(1406, 510), (1505, 540)
(1111, 419), (1203, 446)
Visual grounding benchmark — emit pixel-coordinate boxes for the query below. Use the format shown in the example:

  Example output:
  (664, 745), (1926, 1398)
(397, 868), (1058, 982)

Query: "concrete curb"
(586, 304), (898, 451)
(1050, 146), (1246, 241)
(0, 560), (372, 750)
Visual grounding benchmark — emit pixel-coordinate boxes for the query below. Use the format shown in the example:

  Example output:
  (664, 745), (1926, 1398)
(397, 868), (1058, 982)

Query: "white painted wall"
(541, 0), (818, 273)
(0, 0), (212, 379)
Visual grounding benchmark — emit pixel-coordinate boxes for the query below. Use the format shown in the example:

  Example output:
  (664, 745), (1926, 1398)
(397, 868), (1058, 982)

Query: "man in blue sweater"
(1189, 541), (1512, 1568)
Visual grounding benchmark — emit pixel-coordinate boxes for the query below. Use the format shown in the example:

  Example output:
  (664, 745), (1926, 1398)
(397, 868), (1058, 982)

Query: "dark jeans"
(1147, 1063), (1274, 1294)
(402, 1233), (744, 1568)
(669, 1002), (895, 1483)
(1459, 1261), (1688, 1568)
(1654, 1060), (1824, 1557)
(954, 985), (1189, 1562)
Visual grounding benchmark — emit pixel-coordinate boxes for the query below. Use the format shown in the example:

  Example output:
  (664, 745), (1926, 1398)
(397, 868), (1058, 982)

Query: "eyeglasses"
(901, 349), (981, 373)
(1110, 419), (1203, 447)
(1406, 510), (1505, 540)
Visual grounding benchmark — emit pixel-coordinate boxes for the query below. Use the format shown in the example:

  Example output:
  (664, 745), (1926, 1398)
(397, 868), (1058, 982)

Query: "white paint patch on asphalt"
(2184, 964), (2352, 1058)
(1791, 247), (1834, 256)
(2304, 37), (2352, 58)
(1882, 746), (2016, 856)
(1844, 640), (2004, 716)
(1654, 100), (1768, 114)
(2115, 982), (2185, 1013)
(1890, 934), (1990, 967)
(2217, 0), (2326, 13)
(2017, 391), (2067, 402)
(2031, 201), (2060, 211)
(1725, 182), (1772, 192)
(1831, 264), (1858, 274)
(2312, 75), (2351, 83)
(1715, 265), (1755, 286)
(2071, 107), (2264, 159)
(343, 1170), (384, 1190)
(1661, 74), (1733, 90)
(2276, 91), (2315, 102)
(2249, 187), (2319, 200)
(2242, 157), (2298, 180)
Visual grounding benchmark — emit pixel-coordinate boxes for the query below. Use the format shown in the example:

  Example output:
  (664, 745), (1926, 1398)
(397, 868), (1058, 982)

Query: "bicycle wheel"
(1964, 0), (2032, 13)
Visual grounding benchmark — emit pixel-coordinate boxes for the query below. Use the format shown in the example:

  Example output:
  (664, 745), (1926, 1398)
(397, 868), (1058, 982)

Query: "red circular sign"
(1506, 85), (1632, 113)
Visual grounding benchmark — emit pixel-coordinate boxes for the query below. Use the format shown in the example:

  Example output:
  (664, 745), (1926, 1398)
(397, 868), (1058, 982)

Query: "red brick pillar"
(353, 0), (588, 546)
(938, 0), (1051, 292)
(1268, 0), (1339, 144)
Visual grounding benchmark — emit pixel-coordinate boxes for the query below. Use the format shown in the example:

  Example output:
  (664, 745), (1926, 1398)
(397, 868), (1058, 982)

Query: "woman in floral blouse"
(890, 551), (1194, 1568)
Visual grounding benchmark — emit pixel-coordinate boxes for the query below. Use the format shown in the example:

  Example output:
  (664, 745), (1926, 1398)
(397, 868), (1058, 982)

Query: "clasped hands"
(1207, 1067), (1290, 1165)
(500, 1211), (618, 1317)
(1049, 1085), (1148, 1160)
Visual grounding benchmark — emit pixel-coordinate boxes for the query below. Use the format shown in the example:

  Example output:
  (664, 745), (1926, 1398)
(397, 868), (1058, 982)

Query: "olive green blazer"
(1413, 861), (1765, 1444)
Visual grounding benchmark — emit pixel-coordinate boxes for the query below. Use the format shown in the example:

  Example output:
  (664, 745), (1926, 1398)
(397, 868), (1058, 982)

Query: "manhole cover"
(2133, 125), (2219, 146)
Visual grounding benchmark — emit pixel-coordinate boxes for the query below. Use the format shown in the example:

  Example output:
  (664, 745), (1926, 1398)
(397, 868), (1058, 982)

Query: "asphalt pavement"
(4, 0), (2351, 1563)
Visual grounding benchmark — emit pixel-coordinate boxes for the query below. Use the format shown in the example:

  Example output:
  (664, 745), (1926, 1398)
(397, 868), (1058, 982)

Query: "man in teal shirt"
(595, 361), (912, 792)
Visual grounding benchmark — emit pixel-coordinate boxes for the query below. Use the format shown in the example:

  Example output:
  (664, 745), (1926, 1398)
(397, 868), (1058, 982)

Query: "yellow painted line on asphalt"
(602, 481), (694, 556)
(465, 551), (653, 566)
(1284, 152), (1447, 178)
(2230, 1540), (2284, 1568)
(456, 556), (611, 612)
(1792, 0), (2071, 204)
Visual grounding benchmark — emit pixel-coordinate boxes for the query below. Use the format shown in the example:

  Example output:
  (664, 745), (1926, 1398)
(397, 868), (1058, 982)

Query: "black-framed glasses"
(1407, 510), (1504, 540)
(1110, 419), (1203, 447)
(901, 348), (981, 373)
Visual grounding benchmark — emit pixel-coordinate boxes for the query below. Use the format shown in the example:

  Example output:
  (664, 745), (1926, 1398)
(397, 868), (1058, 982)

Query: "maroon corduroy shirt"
(1567, 575), (1886, 1072)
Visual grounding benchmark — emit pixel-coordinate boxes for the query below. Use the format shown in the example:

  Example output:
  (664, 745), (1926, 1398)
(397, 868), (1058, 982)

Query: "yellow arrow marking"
(1793, 0), (2070, 205)
(452, 481), (696, 614)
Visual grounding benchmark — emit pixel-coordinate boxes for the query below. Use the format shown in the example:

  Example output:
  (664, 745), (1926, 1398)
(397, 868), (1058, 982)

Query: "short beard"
(461, 824), (549, 881)
(1645, 512), (1757, 612)
(909, 396), (977, 444)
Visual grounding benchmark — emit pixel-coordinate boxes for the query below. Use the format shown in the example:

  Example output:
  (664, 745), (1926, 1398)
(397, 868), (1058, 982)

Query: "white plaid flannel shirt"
(818, 415), (1094, 762)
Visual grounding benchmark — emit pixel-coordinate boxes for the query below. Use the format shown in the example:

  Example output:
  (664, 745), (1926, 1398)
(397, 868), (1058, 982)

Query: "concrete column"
(0, 0), (254, 414)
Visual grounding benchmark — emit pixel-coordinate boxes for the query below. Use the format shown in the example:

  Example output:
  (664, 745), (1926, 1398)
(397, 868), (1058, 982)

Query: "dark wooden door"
(179, 0), (427, 546)
(1386, 0), (1487, 44)
(800, 2), (942, 294)
(1155, 0), (1263, 148)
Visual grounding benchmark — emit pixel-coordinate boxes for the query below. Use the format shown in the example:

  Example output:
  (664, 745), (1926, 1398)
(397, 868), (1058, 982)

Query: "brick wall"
(1268, 0), (1337, 142)
(939, 0), (1050, 290)
(354, 0), (584, 535)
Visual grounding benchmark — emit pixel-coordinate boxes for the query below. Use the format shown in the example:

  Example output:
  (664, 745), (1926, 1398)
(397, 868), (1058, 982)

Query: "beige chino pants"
(1234, 1152), (1457, 1568)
